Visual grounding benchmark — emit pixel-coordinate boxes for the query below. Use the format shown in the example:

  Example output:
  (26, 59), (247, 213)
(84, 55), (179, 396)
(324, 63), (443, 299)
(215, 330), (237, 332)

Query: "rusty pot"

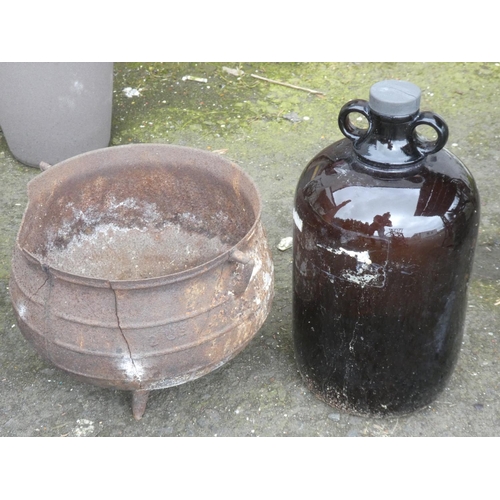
(9, 144), (274, 419)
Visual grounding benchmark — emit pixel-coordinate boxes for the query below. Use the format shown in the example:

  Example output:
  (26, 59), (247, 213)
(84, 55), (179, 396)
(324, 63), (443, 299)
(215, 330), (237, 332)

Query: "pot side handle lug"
(39, 161), (52, 171)
(228, 249), (255, 296)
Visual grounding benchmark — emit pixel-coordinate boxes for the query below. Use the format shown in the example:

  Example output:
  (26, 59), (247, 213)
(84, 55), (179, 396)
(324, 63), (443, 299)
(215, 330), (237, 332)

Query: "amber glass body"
(293, 132), (480, 416)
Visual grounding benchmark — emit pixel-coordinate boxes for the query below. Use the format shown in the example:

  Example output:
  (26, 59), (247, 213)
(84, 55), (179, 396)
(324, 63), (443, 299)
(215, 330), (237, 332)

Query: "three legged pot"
(9, 144), (274, 419)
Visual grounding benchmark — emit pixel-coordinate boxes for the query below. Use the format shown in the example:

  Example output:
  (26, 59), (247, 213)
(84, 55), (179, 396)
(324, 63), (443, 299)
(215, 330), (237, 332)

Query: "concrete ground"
(1, 62), (499, 437)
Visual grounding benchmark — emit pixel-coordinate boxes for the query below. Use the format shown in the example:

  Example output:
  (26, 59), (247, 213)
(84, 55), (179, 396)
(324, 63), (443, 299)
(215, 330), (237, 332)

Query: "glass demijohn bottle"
(292, 80), (480, 416)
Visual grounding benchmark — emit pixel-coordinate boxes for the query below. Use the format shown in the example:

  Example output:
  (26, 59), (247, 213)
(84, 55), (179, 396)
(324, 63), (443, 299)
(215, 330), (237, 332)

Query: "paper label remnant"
(331, 246), (372, 265)
(317, 244), (385, 288)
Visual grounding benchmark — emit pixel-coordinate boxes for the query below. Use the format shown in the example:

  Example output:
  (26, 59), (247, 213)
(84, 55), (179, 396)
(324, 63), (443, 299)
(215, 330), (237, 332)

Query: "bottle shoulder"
(295, 140), (480, 244)
(299, 139), (475, 184)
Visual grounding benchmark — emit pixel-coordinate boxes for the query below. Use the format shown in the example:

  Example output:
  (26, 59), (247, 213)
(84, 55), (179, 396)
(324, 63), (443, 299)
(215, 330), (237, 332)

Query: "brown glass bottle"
(292, 81), (480, 416)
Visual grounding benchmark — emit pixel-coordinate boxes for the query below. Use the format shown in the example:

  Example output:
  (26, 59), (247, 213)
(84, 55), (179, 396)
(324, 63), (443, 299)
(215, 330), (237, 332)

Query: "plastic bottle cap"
(369, 80), (421, 117)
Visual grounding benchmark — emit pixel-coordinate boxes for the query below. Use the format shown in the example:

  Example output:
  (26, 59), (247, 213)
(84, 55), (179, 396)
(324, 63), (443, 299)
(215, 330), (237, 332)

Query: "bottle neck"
(338, 99), (449, 174)
(353, 111), (424, 167)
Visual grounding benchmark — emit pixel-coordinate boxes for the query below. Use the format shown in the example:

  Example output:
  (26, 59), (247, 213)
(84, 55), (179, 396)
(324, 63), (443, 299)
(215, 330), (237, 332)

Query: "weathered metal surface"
(9, 144), (274, 419)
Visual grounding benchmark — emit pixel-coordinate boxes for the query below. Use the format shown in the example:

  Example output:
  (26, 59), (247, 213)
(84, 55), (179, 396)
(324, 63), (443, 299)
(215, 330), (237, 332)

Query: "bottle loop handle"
(338, 100), (372, 142)
(338, 100), (449, 164)
(410, 111), (449, 156)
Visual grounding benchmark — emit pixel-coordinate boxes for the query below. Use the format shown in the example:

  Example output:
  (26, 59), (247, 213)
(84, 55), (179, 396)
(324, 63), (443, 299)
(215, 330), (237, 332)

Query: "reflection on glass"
(303, 166), (474, 245)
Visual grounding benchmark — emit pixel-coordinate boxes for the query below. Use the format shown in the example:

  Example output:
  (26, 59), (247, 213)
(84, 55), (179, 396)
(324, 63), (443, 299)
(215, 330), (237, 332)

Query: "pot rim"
(17, 143), (263, 289)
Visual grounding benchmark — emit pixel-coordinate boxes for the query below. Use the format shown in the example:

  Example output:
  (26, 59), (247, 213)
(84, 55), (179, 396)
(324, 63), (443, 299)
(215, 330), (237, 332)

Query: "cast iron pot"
(9, 144), (274, 419)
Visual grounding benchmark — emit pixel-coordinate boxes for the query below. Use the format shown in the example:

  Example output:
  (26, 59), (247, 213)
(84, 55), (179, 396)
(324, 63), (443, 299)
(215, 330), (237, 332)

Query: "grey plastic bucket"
(0, 62), (113, 167)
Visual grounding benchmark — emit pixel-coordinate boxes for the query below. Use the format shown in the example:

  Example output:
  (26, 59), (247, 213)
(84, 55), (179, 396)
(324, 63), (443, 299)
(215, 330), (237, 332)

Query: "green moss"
(111, 62), (500, 151)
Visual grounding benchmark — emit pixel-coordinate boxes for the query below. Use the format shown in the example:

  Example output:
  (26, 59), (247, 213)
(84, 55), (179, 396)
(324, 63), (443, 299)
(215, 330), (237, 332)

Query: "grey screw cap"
(369, 80), (421, 117)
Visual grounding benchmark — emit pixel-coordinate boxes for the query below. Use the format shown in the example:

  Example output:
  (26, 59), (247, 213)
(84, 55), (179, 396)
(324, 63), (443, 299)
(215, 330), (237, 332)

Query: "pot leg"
(131, 390), (150, 420)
